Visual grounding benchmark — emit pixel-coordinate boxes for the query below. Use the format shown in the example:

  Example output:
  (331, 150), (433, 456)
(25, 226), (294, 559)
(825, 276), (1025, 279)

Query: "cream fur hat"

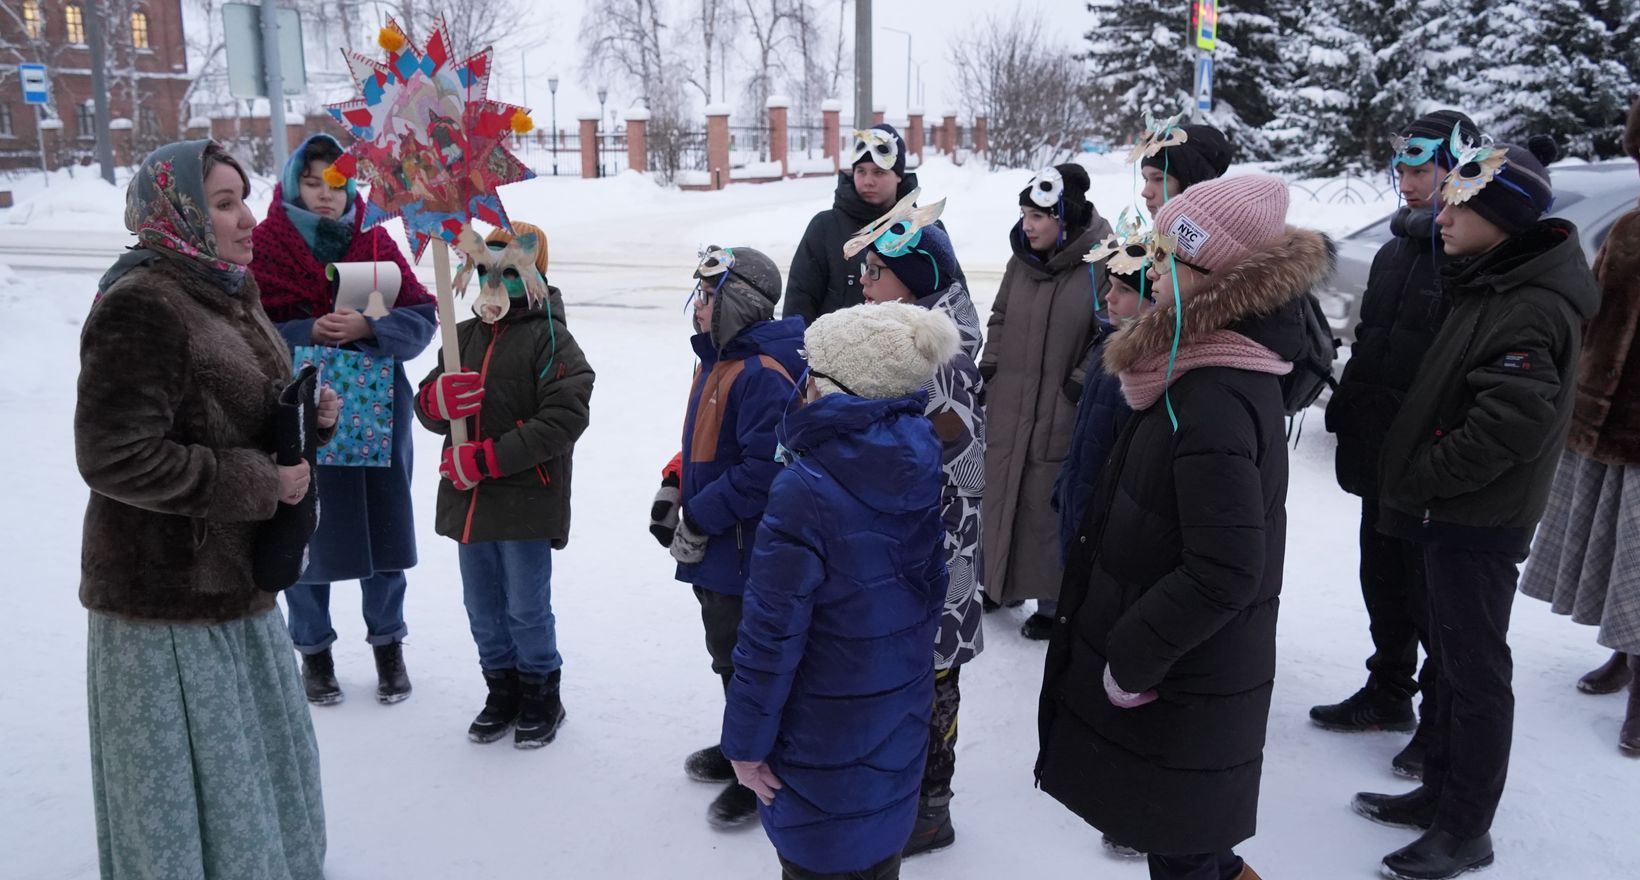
(804, 301), (960, 400)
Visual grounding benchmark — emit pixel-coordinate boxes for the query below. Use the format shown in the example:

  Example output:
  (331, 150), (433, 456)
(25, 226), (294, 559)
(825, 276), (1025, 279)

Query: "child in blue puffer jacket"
(722, 301), (958, 880)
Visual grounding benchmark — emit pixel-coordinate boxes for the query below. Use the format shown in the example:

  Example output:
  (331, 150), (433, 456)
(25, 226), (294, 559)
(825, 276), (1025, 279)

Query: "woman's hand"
(317, 387), (340, 430)
(312, 309), (374, 345)
(731, 760), (784, 806)
(277, 460), (312, 505)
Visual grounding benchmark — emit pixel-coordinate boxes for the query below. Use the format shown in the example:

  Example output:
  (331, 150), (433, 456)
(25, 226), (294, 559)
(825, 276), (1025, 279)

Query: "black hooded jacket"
(782, 171), (960, 324)
(1326, 207), (1453, 496)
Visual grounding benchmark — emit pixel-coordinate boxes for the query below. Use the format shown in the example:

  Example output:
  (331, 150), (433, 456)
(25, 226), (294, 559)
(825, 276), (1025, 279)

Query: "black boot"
(514, 670), (566, 749)
(372, 642), (412, 705)
(1578, 650), (1632, 694)
(1621, 655), (1640, 756)
(706, 781), (759, 829)
(1392, 731), (1428, 780)
(301, 649), (343, 706)
(685, 744), (735, 783)
(1351, 786), (1438, 830)
(1308, 684), (1416, 732)
(1101, 834), (1144, 860)
(468, 669), (521, 744)
(1020, 613), (1055, 641)
(1380, 829), (1494, 880)
(901, 798), (955, 857)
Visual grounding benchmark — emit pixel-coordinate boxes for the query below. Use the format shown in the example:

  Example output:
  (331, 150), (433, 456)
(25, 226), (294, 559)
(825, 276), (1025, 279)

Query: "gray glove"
(650, 479), (681, 547)
(669, 513), (709, 565)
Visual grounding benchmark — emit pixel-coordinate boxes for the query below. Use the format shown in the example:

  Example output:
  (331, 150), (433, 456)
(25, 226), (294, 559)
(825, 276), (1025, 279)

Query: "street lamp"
(596, 85), (609, 178)
(548, 75), (560, 177)
(882, 26), (913, 118)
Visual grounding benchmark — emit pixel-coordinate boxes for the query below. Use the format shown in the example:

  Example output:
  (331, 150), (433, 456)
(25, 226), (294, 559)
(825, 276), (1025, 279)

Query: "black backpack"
(1282, 292), (1341, 417)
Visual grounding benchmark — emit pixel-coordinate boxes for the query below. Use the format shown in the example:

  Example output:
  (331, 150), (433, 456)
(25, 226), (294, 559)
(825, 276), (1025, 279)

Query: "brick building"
(0, 1), (189, 170)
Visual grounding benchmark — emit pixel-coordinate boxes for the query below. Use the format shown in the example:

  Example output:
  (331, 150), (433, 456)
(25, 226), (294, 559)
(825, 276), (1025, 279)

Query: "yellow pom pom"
(322, 165), (348, 189)
(378, 28), (407, 53)
(510, 111), (535, 135)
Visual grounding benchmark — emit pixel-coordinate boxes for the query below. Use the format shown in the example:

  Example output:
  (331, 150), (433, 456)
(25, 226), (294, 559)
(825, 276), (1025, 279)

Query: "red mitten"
(419, 371), (486, 421)
(439, 438), (501, 490)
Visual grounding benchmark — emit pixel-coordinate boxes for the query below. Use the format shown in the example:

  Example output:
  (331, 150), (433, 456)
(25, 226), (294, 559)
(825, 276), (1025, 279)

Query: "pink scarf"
(1118, 329), (1293, 410)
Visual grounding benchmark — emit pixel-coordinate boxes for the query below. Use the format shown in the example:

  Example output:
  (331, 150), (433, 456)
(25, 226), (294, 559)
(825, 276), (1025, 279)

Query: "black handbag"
(253, 364), (322, 592)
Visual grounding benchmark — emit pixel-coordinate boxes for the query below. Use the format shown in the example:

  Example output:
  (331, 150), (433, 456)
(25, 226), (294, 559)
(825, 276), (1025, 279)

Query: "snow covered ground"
(2, 162), (1637, 879)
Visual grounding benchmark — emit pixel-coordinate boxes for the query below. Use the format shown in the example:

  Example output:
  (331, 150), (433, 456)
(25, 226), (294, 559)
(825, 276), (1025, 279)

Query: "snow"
(4, 163), (1634, 879)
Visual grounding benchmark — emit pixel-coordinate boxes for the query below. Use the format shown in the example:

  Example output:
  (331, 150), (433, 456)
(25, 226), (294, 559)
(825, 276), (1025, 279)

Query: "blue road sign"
(19, 64), (48, 105)
(1195, 55), (1214, 113)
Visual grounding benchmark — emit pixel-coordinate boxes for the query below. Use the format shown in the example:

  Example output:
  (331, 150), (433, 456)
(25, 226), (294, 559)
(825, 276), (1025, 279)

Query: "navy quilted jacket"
(1052, 322), (1130, 562)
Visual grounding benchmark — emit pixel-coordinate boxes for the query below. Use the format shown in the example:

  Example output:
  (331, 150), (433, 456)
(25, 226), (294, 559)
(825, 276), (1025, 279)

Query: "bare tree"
(579, 0), (669, 108)
(682, 0), (738, 104)
(739, 0), (797, 121)
(785, 0), (833, 126)
(950, 11), (1092, 169)
(828, 0), (847, 101)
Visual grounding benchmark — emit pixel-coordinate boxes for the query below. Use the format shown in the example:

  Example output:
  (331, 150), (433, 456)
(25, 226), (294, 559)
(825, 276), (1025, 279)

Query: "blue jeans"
(284, 571), (409, 655)
(458, 540), (562, 676)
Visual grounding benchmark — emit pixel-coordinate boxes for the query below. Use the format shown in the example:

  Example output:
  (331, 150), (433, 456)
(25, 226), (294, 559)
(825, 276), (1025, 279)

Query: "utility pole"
(261, 0), (289, 174)
(853, 0), (872, 131)
(84, 1), (115, 184)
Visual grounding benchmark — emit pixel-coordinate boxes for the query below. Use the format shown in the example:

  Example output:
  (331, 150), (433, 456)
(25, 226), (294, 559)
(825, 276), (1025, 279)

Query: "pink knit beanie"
(1153, 174), (1289, 274)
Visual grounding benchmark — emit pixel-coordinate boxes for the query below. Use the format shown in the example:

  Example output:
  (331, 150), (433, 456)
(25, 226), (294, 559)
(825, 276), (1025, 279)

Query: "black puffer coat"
(782, 171), (960, 324)
(1326, 208), (1452, 497)
(1036, 227), (1332, 855)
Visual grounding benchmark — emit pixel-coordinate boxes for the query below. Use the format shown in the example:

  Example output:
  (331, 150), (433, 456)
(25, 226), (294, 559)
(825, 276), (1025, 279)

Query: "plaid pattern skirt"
(1519, 449), (1640, 653)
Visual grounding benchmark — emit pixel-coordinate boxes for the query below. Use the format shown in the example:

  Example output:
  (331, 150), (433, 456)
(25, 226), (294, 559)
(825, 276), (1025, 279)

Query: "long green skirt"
(88, 606), (326, 880)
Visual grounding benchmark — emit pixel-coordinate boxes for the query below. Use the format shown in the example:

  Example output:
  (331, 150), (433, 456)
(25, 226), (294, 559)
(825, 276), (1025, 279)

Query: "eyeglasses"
(862, 260), (883, 281)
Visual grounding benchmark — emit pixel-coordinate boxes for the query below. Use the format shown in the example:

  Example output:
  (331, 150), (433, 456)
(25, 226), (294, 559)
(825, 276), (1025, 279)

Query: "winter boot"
(373, 641), (412, 705)
(1392, 725), (1430, 780)
(1308, 684), (1416, 732)
(468, 669), (521, 744)
(706, 781), (759, 829)
(1100, 834), (1144, 860)
(901, 798), (955, 857)
(301, 649), (343, 706)
(1351, 786), (1438, 831)
(980, 593), (1023, 613)
(1380, 830), (1494, 880)
(685, 744), (735, 783)
(514, 670), (567, 749)
(1234, 865), (1263, 880)
(1622, 655), (1640, 756)
(1578, 650), (1632, 694)
(1020, 613), (1055, 641)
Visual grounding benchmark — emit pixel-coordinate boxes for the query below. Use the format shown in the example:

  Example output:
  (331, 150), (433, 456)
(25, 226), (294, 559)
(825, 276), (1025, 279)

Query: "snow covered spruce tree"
(1084, 0), (1191, 141)
(1343, 0), (1441, 167)
(1212, 0), (1302, 161)
(1270, 0), (1375, 176)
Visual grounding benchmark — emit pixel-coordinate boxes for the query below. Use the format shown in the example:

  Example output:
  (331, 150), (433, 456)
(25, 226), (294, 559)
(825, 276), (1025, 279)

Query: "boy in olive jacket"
(1362, 138), (1599, 880)
(416, 222), (595, 750)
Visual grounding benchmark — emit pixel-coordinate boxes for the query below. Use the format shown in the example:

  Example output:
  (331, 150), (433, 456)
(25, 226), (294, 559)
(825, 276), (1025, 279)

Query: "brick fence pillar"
(974, 116), (989, 157)
(766, 96), (790, 177)
(941, 113), (957, 155)
(821, 99), (842, 174)
(706, 105), (731, 190)
(907, 110), (924, 162)
(109, 119), (133, 167)
(577, 113), (599, 179)
(39, 119), (63, 170)
(873, 103), (886, 126)
(625, 107), (650, 174)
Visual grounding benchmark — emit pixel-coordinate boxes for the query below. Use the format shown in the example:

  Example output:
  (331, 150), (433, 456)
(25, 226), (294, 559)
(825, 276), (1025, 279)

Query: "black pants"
(1360, 497), (1431, 701)
(920, 666), (961, 806)
(694, 586), (743, 692)
(1147, 850), (1242, 880)
(1420, 543), (1521, 839)
(780, 854), (900, 880)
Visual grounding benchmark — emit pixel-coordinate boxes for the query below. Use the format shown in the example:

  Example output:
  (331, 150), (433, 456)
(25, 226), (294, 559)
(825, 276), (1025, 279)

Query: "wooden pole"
(431, 240), (469, 446)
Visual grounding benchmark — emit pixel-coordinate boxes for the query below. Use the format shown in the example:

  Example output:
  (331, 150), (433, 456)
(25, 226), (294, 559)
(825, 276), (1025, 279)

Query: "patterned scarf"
(98, 139), (246, 297)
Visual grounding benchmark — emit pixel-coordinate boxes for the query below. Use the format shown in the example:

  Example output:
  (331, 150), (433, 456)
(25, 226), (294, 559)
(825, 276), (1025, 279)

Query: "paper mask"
(1126, 110), (1190, 163)
(841, 188), (946, 260)
(453, 223), (548, 323)
(1441, 123), (1507, 205)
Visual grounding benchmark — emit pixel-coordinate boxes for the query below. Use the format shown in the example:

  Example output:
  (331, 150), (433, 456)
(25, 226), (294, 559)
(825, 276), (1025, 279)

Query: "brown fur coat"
(76, 257), (293, 623)
(1567, 203), (1640, 464)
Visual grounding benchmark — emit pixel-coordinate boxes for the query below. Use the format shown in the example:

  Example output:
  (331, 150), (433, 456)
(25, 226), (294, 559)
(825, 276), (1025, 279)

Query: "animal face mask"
(453, 223), (549, 323)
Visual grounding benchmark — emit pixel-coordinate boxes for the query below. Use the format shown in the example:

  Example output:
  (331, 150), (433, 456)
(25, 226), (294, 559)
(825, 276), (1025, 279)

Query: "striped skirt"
(1519, 449), (1640, 654)
(87, 606), (326, 880)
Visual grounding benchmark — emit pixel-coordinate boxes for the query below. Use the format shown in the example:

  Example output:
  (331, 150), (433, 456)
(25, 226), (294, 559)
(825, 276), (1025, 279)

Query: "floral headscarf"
(98, 139), (248, 297)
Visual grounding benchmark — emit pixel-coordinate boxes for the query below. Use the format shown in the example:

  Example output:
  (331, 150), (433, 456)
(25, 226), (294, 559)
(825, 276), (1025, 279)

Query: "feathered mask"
(849, 128), (900, 172)
(1126, 110), (1189, 163)
(1084, 209), (1157, 275)
(1441, 123), (1508, 206)
(842, 188), (947, 260)
(453, 223), (549, 323)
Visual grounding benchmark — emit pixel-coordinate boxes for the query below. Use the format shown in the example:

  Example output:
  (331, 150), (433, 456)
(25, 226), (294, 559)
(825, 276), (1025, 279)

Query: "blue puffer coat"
(1052, 321), (1131, 562)
(676, 317), (805, 594)
(721, 392), (948, 875)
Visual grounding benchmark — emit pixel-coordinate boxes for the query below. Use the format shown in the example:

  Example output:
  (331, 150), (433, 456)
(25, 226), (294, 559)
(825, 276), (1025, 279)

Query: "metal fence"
(729, 124), (770, 164)
(1288, 172), (1396, 204)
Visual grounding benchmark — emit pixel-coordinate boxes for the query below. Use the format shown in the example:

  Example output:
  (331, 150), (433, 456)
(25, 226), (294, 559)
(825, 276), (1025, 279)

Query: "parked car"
(1319, 161), (1640, 344)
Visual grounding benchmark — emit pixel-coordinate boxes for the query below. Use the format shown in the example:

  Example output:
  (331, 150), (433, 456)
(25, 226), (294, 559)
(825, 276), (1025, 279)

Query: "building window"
(0, 105), (13, 138)
(76, 103), (94, 139)
(131, 11), (150, 50)
(22, 1), (43, 39)
(65, 5), (86, 44)
(139, 107), (160, 136)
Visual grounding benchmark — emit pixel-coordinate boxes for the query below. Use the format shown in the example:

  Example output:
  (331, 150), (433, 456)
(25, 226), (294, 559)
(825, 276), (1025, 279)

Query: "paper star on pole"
(324, 17), (536, 260)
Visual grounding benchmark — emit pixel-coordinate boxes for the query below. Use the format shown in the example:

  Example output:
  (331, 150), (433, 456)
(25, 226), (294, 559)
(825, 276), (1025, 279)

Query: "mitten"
(1103, 663), (1158, 709)
(440, 438), (501, 491)
(669, 512), (709, 565)
(651, 474), (681, 547)
(254, 365), (321, 593)
(418, 371), (486, 421)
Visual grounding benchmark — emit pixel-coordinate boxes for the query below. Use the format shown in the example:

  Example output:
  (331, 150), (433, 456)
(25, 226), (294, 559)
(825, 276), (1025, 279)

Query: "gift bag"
(293, 346), (396, 468)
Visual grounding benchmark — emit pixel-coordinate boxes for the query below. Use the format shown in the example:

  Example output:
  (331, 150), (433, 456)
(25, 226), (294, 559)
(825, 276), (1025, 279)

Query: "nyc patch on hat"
(1167, 214), (1212, 257)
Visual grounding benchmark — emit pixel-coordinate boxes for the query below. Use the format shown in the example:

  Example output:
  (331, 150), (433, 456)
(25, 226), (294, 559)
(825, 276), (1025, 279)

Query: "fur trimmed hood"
(1105, 226), (1336, 374)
